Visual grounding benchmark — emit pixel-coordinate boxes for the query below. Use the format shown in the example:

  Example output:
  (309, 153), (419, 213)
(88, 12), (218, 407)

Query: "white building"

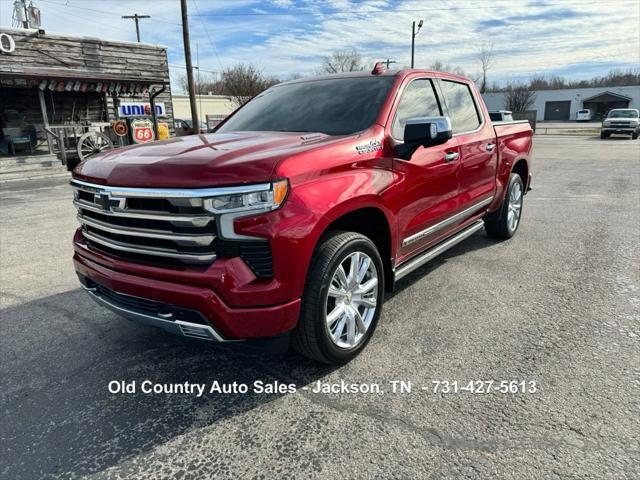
(172, 94), (236, 126)
(483, 85), (640, 121)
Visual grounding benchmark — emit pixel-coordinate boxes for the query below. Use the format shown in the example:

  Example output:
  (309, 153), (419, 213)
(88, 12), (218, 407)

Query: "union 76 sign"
(0, 33), (16, 54)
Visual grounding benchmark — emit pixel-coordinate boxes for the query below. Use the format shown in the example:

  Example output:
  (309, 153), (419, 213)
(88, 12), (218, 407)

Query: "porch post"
(38, 89), (54, 154)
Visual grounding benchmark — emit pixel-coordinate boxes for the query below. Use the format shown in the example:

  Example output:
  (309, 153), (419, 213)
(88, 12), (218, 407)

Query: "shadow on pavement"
(390, 230), (497, 297)
(0, 289), (334, 479)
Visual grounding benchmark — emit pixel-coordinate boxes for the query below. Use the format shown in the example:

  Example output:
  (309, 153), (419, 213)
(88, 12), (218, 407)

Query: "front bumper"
(80, 279), (230, 342)
(74, 252), (301, 341)
(602, 127), (638, 134)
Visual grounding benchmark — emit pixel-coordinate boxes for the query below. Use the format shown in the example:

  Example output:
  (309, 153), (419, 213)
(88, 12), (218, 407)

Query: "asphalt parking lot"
(1, 135), (639, 479)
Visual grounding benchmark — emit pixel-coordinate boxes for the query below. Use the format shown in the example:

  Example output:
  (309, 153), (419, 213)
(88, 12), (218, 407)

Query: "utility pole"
(180, 0), (199, 134)
(196, 43), (203, 129)
(122, 14), (150, 43)
(22, 0), (30, 28)
(384, 59), (397, 69)
(411, 19), (423, 68)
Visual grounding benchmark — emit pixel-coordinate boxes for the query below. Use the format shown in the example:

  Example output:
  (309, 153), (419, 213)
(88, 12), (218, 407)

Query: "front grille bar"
(77, 215), (215, 246)
(83, 230), (217, 263)
(70, 179), (271, 198)
(73, 200), (214, 227)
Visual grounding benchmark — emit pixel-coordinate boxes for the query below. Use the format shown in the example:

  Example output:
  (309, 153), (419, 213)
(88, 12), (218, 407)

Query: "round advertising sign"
(112, 120), (128, 137)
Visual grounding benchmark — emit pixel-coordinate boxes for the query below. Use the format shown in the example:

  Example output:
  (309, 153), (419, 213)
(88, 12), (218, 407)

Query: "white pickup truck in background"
(601, 109), (640, 139)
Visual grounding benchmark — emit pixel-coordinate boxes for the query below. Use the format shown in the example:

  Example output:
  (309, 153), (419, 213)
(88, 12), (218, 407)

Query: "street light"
(411, 19), (423, 68)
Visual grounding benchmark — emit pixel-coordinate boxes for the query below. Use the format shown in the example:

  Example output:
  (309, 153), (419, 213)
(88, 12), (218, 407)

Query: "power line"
(169, 63), (218, 75)
(190, 0), (225, 73)
(38, 0), (180, 25)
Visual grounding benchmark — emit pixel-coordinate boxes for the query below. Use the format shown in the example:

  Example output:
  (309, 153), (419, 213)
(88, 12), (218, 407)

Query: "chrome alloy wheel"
(507, 181), (523, 232)
(325, 251), (379, 349)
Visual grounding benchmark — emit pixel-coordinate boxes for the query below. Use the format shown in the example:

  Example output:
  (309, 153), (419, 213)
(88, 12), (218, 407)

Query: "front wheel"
(484, 173), (524, 240)
(632, 132), (638, 140)
(292, 231), (384, 364)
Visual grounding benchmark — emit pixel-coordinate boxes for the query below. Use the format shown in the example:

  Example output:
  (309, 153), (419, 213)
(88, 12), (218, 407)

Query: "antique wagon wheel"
(77, 131), (113, 161)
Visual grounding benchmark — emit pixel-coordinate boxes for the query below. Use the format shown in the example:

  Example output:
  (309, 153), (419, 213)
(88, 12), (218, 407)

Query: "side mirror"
(399, 116), (453, 159)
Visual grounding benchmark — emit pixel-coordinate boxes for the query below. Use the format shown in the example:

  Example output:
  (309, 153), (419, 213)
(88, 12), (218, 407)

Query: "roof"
(0, 69), (168, 84)
(279, 69), (472, 86)
(582, 91), (632, 102)
(0, 26), (168, 50)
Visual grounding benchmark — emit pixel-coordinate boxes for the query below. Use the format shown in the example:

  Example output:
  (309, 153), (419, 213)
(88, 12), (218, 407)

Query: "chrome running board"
(394, 220), (484, 282)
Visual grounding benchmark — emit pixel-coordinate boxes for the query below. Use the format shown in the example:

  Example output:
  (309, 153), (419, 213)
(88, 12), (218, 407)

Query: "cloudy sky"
(2, 0), (639, 92)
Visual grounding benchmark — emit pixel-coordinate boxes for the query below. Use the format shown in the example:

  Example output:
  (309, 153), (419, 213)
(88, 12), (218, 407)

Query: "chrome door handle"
(486, 143), (496, 152)
(444, 152), (459, 162)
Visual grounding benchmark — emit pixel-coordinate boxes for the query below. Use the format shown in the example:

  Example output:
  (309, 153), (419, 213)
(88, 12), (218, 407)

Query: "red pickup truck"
(71, 68), (532, 364)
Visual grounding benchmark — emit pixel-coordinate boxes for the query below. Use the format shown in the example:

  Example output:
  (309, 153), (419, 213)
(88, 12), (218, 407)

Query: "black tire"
(600, 131), (608, 139)
(632, 132), (638, 140)
(484, 173), (524, 240)
(291, 231), (385, 365)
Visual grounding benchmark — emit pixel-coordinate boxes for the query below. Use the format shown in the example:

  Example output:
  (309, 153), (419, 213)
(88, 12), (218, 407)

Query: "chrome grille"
(71, 179), (218, 265)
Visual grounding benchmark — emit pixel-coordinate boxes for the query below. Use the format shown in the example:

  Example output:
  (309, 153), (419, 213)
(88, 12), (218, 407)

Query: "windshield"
(608, 110), (638, 118)
(217, 76), (395, 136)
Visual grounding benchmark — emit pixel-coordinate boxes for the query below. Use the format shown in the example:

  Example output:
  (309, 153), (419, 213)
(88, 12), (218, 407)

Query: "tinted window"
(441, 80), (481, 133)
(392, 79), (441, 139)
(217, 76), (395, 136)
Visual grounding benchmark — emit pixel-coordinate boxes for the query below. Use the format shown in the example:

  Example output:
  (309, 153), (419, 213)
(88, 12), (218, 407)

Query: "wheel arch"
(318, 204), (395, 292)
(511, 158), (530, 191)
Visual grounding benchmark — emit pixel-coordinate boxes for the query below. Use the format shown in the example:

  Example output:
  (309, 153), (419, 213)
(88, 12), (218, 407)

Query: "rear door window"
(440, 80), (481, 134)
(392, 79), (441, 140)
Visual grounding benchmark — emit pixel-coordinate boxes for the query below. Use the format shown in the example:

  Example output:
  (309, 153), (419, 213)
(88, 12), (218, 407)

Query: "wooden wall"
(0, 28), (171, 84)
(0, 27), (174, 131)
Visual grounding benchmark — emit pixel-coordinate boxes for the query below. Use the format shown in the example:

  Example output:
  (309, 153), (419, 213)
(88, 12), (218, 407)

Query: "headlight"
(203, 179), (288, 214)
(629, 120), (639, 127)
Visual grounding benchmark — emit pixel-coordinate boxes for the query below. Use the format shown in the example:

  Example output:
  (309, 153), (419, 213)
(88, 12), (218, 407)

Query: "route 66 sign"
(130, 119), (154, 144)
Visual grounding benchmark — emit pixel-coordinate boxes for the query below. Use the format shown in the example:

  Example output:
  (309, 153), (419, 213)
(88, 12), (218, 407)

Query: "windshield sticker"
(355, 140), (382, 155)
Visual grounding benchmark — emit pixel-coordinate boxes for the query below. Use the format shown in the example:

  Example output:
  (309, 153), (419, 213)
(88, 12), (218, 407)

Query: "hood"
(73, 131), (335, 188)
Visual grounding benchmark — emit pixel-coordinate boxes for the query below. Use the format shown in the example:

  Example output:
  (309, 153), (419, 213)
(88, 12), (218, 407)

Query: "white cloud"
(1, 0), (638, 92)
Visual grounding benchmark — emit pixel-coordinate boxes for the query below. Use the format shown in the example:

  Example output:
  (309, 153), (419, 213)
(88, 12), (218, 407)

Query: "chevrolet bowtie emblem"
(94, 192), (111, 211)
(93, 192), (125, 211)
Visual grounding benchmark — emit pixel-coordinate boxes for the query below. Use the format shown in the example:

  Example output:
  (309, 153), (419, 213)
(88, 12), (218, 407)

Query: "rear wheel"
(292, 231), (384, 364)
(484, 173), (524, 240)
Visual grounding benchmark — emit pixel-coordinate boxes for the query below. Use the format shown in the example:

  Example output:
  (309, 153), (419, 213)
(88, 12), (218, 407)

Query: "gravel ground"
(1, 136), (639, 479)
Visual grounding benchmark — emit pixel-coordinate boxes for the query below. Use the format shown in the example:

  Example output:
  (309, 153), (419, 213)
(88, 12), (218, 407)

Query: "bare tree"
(178, 73), (223, 94)
(504, 83), (536, 112)
(319, 49), (365, 74)
(429, 60), (477, 82)
(477, 41), (494, 94)
(429, 60), (446, 71)
(220, 65), (280, 106)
